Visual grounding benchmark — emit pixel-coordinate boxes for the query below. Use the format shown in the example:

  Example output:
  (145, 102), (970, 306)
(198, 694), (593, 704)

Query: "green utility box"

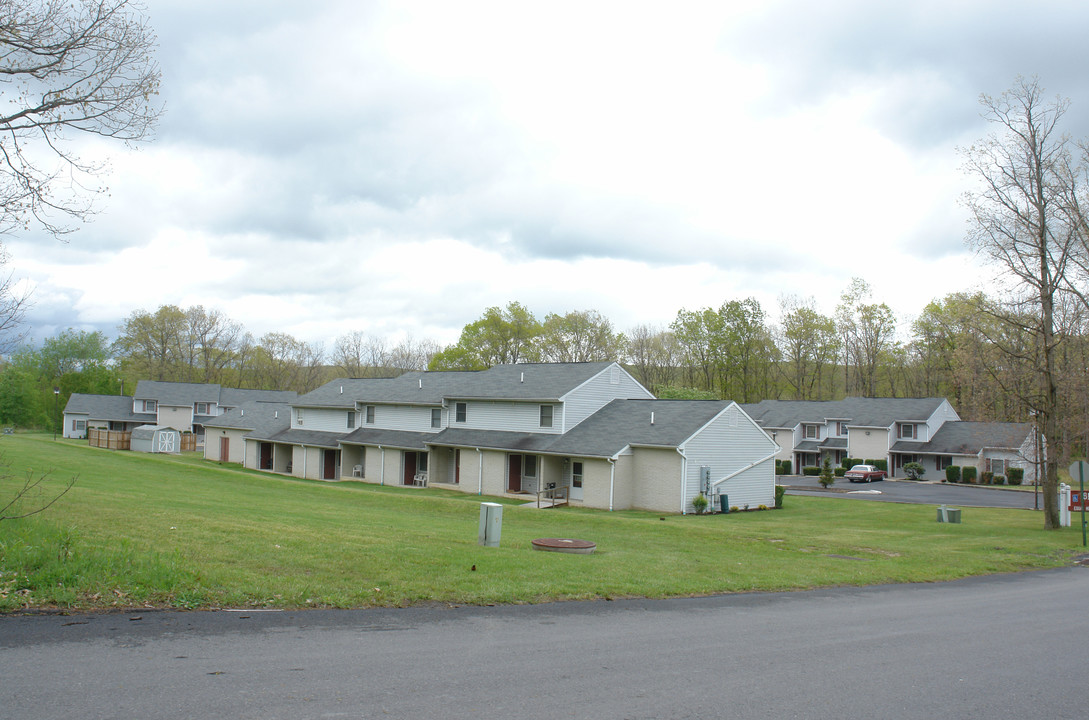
(719, 494), (729, 513)
(937, 505), (961, 524)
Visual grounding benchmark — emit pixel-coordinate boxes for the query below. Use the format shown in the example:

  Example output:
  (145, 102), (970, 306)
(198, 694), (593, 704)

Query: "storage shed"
(131, 425), (181, 454)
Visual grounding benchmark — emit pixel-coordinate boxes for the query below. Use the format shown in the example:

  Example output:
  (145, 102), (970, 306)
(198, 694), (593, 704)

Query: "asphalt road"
(782, 476), (1043, 509)
(3, 567), (1088, 719)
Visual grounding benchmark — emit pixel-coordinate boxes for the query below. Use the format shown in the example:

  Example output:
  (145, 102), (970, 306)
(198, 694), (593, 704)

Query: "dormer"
(896, 422), (919, 441)
(801, 422), (821, 440)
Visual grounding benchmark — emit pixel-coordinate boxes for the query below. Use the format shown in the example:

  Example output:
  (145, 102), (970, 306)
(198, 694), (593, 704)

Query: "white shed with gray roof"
(130, 425), (181, 454)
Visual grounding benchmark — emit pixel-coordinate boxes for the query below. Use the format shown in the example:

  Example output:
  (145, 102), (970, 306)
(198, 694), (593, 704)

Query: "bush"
(873, 459), (888, 472)
(993, 475), (1005, 485)
(981, 471), (994, 485)
(730, 506), (739, 513)
(1008, 467), (1024, 486)
(903, 462), (925, 480)
(841, 458), (854, 470)
(780, 460), (792, 475)
(834, 467), (846, 477)
(819, 456), (835, 488)
(758, 504), (769, 511)
(962, 466), (977, 484)
(774, 485), (785, 509)
(945, 465), (961, 483)
(802, 466), (820, 476)
(692, 493), (709, 514)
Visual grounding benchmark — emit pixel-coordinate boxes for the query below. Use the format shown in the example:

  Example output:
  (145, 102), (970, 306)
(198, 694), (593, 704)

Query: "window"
(431, 408), (441, 428)
(540, 405), (553, 428)
(937, 455), (952, 470)
(455, 402), (467, 423)
(524, 454), (537, 477)
(296, 409), (304, 426)
(803, 424), (818, 439)
(986, 457), (1006, 475)
(141, 399), (156, 412)
(418, 452), (429, 472)
(836, 421), (848, 436)
(73, 419), (86, 431)
(572, 461), (583, 489)
(365, 405), (375, 424)
(898, 423), (917, 439)
(347, 411), (356, 429)
(195, 402), (209, 415)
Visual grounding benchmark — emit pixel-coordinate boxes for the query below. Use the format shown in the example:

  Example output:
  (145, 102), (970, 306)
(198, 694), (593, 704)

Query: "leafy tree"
(718, 297), (777, 403)
(777, 296), (840, 400)
(538, 309), (625, 363)
(670, 307), (722, 393)
(429, 302), (541, 370)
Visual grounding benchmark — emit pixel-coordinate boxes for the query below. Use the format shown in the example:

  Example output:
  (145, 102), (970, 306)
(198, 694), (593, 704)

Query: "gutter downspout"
(477, 448), (483, 495)
(678, 447), (688, 514)
(608, 458), (616, 512)
(378, 445), (385, 485)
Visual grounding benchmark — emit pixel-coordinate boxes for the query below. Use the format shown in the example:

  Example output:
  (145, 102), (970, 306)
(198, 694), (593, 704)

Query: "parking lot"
(780, 475), (1042, 509)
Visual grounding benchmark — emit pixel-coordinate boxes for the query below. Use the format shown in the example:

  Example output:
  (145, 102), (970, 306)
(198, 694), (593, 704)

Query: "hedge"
(945, 465), (961, 483)
(962, 466), (978, 484)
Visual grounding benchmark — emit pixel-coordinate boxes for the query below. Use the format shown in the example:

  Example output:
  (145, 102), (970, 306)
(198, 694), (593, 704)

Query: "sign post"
(1069, 461), (1088, 547)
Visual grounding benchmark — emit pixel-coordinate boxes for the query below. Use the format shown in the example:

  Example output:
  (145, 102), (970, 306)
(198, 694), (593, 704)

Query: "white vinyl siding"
(295, 407), (356, 432)
(453, 400), (565, 434)
(372, 404), (437, 432)
(561, 363), (654, 430)
(684, 404), (778, 513)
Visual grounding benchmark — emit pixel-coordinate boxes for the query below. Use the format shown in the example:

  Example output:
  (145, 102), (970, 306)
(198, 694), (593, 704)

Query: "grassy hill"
(0, 433), (1081, 612)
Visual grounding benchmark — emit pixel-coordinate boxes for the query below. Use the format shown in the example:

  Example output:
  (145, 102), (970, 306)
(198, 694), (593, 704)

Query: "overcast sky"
(8, 0), (1089, 350)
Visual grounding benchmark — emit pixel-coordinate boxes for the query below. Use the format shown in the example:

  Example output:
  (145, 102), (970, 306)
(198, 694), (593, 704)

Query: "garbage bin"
(719, 493), (729, 513)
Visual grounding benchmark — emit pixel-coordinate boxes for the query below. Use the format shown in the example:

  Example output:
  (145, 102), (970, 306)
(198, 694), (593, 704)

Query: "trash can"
(719, 493), (729, 513)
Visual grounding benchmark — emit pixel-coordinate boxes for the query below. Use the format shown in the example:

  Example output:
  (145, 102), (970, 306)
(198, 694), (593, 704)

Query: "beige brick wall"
(630, 448), (682, 512)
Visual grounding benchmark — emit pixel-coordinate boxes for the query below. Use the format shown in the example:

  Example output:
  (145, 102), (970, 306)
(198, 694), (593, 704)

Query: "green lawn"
(0, 433), (1082, 612)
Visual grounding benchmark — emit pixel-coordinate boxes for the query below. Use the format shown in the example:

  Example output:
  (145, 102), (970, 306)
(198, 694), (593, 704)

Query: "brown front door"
(323, 449), (337, 479)
(508, 455), (522, 493)
(260, 442), (273, 470)
(219, 436), (230, 462)
(404, 452), (417, 485)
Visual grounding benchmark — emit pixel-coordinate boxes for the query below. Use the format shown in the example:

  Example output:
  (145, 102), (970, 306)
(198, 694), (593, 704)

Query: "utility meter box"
(700, 466), (711, 496)
(479, 502), (503, 547)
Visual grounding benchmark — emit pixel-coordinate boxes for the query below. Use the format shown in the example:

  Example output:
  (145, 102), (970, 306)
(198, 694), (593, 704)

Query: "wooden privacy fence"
(180, 433), (196, 452)
(88, 428), (131, 450)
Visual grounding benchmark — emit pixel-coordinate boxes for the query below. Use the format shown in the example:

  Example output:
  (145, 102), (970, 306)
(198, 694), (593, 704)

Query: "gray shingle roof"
(132, 381), (297, 408)
(894, 421), (1033, 455)
(341, 428), (438, 451)
(260, 428), (345, 448)
(293, 362), (623, 408)
(63, 393), (156, 424)
(740, 398), (948, 429)
(202, 401), (294, 438)
(411, 400), (738, 458)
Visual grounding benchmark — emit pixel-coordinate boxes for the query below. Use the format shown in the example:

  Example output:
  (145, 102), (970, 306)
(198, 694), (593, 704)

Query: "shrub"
(819, 456), (835, 488)
(962, 466), (977, 484)
(903, 462), (925, 480)
(758, 504), (769, 511)
(834, 467), (846, 477)
(945, 465), (961, 483)
(873, 459), (888, 472)
(981, 471), (994, 485)
(730, 506), (739, 513)
(774, 485), (785, 509)
(993, 475), (1005, 485)
(841, 458), (854, 470)
(802, 466), (820, 476)
(1008, 467), (1024, 486)
(692, 493), (709, 514)
(780, 460), (792, 475)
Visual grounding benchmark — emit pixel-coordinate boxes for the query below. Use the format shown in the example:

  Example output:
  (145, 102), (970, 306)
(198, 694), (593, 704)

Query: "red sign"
(1070, 491), (1089, 512)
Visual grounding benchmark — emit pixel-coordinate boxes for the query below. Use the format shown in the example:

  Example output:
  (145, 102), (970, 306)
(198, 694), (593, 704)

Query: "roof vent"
(520, 372), (524, 383)
(651, 412), (655, 425)
(339, 386), (343, 394)
(274, 411), (278, 419)
(240, 409), (244, 417)
(419, 378), (422, 389)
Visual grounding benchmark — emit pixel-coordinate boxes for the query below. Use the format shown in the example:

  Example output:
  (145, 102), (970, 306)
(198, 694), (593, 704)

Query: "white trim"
(710, 450), (779, 491)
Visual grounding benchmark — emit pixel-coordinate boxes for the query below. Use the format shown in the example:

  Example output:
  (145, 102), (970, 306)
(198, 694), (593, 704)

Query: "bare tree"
(0, 454), (76, 522)
(0, 0), (161, 237)
(0, 243), (31, 353)
(961, 75), (1086, 529)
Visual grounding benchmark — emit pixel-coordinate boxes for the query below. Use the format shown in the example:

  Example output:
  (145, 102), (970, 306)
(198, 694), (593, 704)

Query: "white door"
(570, 461), (584, 501)
(158, 431), (176, 453)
